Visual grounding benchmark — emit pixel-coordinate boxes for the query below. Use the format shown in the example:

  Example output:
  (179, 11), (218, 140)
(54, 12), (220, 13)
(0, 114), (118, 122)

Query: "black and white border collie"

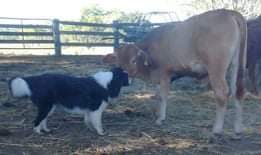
(8, 67), (129, 135)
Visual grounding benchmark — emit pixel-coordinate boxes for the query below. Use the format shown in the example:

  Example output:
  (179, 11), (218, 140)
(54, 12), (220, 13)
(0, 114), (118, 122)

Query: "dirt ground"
(0, 55), (260, 155)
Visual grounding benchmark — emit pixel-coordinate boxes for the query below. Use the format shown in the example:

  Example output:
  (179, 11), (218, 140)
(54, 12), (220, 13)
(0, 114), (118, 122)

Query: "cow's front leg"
(155, 76), (170, 125)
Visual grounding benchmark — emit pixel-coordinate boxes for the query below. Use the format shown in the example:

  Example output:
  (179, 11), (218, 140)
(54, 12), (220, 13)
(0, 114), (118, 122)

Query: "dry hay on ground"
(0, 55), (260, 155)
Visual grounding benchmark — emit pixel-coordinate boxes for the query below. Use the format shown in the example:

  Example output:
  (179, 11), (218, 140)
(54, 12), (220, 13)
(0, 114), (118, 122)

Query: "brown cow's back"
(137, 9), (245, 86)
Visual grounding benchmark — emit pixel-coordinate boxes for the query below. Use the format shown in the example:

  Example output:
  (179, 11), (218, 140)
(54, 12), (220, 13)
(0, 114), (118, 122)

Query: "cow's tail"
(232, 11), (247, 100)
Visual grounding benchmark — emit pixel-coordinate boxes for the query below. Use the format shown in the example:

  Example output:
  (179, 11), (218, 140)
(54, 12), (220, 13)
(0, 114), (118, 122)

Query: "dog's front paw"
(33, 126), (43, 135)
(43, 127), (51, 133)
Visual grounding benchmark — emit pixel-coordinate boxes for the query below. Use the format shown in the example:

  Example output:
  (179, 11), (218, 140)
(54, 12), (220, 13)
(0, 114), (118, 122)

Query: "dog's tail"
(9, 77), (31, 98)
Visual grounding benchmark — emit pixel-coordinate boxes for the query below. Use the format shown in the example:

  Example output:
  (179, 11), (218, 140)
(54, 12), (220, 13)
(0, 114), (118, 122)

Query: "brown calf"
(104, 9), (247, 136)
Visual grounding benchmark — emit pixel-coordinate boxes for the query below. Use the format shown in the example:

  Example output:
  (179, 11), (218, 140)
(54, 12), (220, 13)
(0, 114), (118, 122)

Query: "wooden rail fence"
(0, 17), (164, 56)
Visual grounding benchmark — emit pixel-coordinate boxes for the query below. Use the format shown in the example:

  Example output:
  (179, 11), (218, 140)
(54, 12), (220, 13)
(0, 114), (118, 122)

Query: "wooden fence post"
(52, 19), (61, 56)
(113, 20), (120, 50)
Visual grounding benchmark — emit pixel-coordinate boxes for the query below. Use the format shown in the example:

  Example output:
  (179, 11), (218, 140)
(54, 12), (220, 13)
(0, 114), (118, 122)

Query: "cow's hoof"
(155, 119), (163, 125)
(208, 133), (228, 144)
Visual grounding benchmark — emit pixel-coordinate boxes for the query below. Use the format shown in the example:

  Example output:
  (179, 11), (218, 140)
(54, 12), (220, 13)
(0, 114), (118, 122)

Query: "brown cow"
(105, 9), (247, 136)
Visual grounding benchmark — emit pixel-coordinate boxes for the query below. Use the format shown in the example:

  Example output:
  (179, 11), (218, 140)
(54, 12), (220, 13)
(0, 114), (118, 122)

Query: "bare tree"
(189, 0), (261, 18)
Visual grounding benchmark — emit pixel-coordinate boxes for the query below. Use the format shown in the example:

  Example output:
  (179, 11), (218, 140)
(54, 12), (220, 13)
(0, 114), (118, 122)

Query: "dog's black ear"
(111, 67), (124, 74)
(122, 72), (129, 86)
(110, 67), (129, 86)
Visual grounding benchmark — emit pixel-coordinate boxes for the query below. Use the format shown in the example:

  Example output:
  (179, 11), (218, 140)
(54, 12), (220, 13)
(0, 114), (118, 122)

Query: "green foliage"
(62, 5), (147, 44)
(80, 5), (143, 23)
(80, 5), (107, 23)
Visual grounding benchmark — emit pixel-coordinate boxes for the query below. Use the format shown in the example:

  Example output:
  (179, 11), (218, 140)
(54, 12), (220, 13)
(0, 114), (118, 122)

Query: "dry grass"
(0, 55), (260, 155)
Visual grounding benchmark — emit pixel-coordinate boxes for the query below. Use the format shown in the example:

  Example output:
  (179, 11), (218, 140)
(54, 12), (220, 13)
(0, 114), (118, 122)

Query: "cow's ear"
(137, 50), (151, 66)
(103, 53), (117, 64)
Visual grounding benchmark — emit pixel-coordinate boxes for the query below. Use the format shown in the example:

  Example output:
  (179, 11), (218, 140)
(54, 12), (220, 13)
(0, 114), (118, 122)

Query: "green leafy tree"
(63, 5), (146, 44)
(80, 5), (144, 23)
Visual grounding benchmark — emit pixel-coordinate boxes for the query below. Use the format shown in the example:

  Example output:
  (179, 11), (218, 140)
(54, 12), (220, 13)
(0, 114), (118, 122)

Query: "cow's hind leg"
(155, 75), (170, 125)
(207, 71), (230, 144)
(229, 55), (244, 138)
(208, 72), (229, 135)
